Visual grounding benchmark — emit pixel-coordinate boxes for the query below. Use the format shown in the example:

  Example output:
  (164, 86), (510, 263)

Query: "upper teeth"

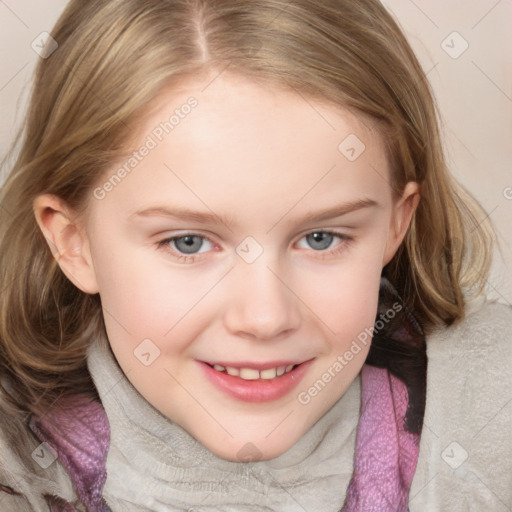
(212, 364), (295, 380)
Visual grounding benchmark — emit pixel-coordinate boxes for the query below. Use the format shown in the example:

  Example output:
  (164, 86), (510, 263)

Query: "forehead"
(90, 72), (391, 223)
(148, 71), (385, 158)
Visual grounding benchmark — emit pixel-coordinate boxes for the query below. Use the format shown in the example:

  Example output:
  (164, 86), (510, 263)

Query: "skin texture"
(33, 71), (419, 462)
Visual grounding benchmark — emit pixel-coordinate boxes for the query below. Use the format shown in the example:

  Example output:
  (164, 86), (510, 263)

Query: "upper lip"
(201, 359), (311, 370)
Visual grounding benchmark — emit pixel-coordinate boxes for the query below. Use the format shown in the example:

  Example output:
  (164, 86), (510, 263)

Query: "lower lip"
(198, 359), (314, 402)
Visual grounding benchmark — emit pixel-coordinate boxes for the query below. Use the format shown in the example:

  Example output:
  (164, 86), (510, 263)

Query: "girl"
(1, 0), (510, 511)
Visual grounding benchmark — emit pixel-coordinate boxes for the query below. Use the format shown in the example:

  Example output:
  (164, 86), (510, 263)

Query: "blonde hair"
(0, 0), (493, 427)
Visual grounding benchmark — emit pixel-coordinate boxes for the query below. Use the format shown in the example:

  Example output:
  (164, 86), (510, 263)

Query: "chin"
(200, 435), (297, 463)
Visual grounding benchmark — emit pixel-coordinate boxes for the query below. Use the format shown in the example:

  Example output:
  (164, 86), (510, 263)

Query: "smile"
(199, 359), (314, 402)
(208, 363), (298, 380)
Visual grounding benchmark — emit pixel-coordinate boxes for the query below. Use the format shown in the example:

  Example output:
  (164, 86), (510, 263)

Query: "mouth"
(199, 359), (314, 402)
(204, 362), (301, 381)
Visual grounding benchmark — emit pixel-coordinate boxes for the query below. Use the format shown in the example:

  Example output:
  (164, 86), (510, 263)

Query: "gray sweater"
(1, 295), (511, 511)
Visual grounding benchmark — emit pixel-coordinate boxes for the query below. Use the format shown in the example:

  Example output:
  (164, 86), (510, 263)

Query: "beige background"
(1, 0), (511, 305)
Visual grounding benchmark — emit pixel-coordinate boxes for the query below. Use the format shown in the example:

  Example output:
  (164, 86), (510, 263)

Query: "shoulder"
(0, 395), (85, 510)
(425, 296), (511, 377)
(423, 297), (512, 397)
(429, 294), (511, 348)
(410, 297), (512, 511)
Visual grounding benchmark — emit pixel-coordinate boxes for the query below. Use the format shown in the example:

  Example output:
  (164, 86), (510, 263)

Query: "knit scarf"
(27, 277), (427, 512)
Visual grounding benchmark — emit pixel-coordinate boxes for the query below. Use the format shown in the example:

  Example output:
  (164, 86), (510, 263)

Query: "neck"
(86, 335), (361, 510)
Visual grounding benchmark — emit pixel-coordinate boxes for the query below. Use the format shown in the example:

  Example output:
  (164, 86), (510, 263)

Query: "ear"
(382, 181), (420, 267)
(33, 194), (99, 294)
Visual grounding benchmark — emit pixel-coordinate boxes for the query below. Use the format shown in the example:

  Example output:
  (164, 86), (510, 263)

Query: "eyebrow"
(128, 198), (379, 228)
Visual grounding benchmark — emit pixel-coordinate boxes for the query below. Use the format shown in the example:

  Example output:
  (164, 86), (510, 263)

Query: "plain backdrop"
(0, 0), (511, 305)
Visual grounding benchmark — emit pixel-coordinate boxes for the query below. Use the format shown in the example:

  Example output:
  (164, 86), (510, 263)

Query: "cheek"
(89, 236), (208, 343)
(303, 240), (384, 346)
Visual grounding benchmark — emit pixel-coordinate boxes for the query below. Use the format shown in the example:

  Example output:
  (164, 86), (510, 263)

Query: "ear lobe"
(382, 182), (420, 267)
(33, 194), (99, 294)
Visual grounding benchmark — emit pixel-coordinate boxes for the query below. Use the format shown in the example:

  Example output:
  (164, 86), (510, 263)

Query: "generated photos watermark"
(93, 96), (198, 200)
(297, 301), (402, 405)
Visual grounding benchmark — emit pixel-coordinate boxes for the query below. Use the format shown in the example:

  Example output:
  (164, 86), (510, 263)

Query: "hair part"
(0, 0), (493, 428)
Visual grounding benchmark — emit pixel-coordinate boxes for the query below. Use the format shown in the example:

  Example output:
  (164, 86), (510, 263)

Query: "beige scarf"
(86, 336), (361, 511)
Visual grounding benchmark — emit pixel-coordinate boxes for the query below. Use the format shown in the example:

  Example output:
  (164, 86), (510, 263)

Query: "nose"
(222, 256), (301, 341)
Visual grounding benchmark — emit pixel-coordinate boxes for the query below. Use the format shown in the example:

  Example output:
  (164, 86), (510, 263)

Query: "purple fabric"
(28, 393), (111, 512)
(342, 365), (420, 511)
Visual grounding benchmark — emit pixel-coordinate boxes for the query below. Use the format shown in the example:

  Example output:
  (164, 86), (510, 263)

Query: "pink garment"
(28, 394), (110, 512)
(342, 365), (420, 511)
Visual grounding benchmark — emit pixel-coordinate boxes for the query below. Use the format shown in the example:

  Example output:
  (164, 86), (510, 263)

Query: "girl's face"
(50, 72), (419, 461)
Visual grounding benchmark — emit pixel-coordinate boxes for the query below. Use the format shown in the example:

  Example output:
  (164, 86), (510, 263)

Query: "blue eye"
(172, 235), (207, 254)
(303, 231), (336, 251)
(297, 230), (350, 254)
(157, 234), (214, 259)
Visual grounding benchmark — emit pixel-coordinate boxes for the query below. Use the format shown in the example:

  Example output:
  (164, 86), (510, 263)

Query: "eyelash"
(156, 230), (353, 264)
